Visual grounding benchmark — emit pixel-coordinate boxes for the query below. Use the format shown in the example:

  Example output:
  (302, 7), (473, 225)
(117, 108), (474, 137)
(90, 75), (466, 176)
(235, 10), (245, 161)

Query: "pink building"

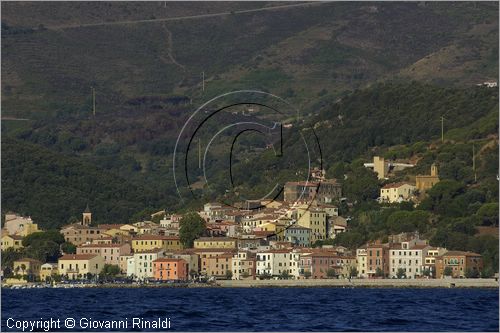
(76, 243), (132, 266)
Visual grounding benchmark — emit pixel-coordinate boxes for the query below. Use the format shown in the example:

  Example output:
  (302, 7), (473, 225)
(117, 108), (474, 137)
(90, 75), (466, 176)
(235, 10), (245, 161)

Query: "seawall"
(217, 278), (499, 288)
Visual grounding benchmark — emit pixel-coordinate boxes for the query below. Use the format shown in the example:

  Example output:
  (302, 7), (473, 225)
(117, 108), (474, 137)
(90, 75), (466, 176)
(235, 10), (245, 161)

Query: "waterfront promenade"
(217, 278), (499, 288)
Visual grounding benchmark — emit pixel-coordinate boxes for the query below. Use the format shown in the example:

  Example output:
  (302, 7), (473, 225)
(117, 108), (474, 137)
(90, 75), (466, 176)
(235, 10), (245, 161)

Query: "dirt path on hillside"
(48, 2), (328, 30)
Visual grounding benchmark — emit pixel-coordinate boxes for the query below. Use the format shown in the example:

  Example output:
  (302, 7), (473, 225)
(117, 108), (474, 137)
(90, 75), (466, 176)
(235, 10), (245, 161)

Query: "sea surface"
(2, 287), (498, 331)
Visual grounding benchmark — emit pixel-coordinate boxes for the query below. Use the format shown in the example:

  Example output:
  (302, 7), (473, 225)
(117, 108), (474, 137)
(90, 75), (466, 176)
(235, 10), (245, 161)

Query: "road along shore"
(216, 278), (499, 288)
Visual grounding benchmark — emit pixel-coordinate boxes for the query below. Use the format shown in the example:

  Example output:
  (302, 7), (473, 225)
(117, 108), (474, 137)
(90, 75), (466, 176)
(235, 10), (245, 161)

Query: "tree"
(326, 268), (337, 278)
(241, 271), (250, 279)
(303, 271), (312, 279)
(20, 264), (27, 275)
(481, 266), (493, 278)
(225, 270), (233, 280)
(280, 270), (291, 280)
(444, 266), (453, 277)
(465, 268), (479, 278)
(259, 272), (272, 280)
(179, 212), (206, 248)
(100, 264), (121, 280)
(422, 268), (431, 277)
(396, 268), (406, 279)
(349, 267), (359, 278)
(476, 203), (499, 226)
(61, 242), (76, 254)
(375, 267), (384, 278)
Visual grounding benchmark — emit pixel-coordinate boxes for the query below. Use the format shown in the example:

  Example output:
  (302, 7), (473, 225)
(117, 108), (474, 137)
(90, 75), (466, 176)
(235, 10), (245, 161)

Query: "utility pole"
(473, 144), (477, 182)
(198, 138), (202, 169)
(92, 87), (96, 116)
(201, 71), (205, 92)
(440, 116), (444, 143)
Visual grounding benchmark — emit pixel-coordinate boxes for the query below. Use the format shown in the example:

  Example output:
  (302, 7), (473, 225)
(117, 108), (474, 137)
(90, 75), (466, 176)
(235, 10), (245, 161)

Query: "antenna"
(473, 144), (477, 182)
(92, 87), (96, 116)
(198, 138), (202, 169)
(201, 71), (205, 92)
(440, 116), (445, 143)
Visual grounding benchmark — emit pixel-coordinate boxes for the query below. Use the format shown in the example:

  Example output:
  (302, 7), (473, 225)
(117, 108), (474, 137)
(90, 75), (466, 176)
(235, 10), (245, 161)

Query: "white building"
(256, 250), (299, 278)
(389, 241), (430, 279)
(126, 249), (164, 280)
(356, 248), (368, 278)
(380, 182), (416, 203)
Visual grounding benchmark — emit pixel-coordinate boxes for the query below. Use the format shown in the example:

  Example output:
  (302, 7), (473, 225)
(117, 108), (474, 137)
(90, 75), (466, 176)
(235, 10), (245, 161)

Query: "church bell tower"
(82, 204), (92, 226)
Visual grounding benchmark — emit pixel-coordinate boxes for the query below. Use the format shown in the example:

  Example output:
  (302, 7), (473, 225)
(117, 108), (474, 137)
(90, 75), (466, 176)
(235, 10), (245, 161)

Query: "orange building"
(435, 251), (483, 278)
(153, 258), (189, 281)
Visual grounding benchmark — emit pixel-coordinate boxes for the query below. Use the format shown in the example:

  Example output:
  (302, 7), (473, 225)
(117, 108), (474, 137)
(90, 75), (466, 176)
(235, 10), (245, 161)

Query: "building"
(13, 258), (42, 278)
(416, 164), (440, 193)
(435, 251), (483, 278)
(76, 243), (131, 266)
(199, 251), (234, 279)
(131, 235), (181, 252)
(356, 248), (368, 278)
(294, 206), (327, 243)
(366, 243), (390, 278)
(1, 234), (24, 250)
(58, 254), (104, 280)
(60, 224), (108, 246)
(82, 204), (92, 226)
(193, 237), (237, 250)
(39, 263), (58, 282)
(283, 225), (311, 247)
(153, 258), (189, 281)
(380, 182), (416, 203)
(231, 251), (256, 280)
(3, 213), (39, 237)
(256, 249), (299, 278)
(328, 216), (347, 239)
(389, 241), (430, 279)
(164, 251), (200, 277)
(284, 180), (342, 204)
(364, 156), (414, 180)
(127, 248), (164, 280)
(422, 247), (447, 277)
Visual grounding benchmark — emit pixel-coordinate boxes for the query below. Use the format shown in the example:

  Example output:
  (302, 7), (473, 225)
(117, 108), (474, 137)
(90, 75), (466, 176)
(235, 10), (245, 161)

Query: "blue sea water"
(1, 287), (498, 331)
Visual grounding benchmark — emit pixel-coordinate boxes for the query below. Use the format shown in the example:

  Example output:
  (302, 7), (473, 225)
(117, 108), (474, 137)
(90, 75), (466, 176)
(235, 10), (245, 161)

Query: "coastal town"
(1, 157), (491, 287)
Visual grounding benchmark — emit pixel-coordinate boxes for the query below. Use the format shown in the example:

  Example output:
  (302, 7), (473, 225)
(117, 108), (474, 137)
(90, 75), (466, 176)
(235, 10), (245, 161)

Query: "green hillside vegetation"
(1, 2), (498, 118)
(1, 138), (166, 229)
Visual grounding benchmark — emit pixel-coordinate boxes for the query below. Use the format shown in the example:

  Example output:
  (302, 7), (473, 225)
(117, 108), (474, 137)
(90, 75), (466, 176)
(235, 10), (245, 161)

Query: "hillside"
(1, 1), (498, 119)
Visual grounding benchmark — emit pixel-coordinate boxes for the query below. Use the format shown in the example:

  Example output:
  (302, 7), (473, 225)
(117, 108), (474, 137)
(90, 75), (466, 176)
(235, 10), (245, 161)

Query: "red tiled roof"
(59, 254), (98, 260)
(382, 182), (414, 189)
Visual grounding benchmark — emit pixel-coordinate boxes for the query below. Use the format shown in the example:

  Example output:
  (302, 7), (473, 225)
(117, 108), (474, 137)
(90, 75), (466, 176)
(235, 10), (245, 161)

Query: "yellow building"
(380, 182), (416, 203)
(258, 222), (286, 241)
(40, 263), (58, 282)
(131, 235), (181, 252)
(194, 237), (237, 249)
(58, 254), (104, 280)
(296, 206), (327, 243)
(1, 234), (24, 250)
(13, 258), (42, 277)
(416, 164), (440, 193)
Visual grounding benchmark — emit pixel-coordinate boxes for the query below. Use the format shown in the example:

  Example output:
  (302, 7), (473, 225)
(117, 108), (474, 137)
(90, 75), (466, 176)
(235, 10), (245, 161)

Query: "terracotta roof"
(59, 254), (98, 260)
(195, 237), (236, 242)
(382, 182), (415, 189)
(132, 235), (179, 241)
(134, 248), (164, 254)
(78, 243), (125, 248)
(15, 258), (41, 263)
(443, 251), (482, 257)
(153, 258), (186, 263)
(3, 234), (23, 240)
(98, 224), (125, 230)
